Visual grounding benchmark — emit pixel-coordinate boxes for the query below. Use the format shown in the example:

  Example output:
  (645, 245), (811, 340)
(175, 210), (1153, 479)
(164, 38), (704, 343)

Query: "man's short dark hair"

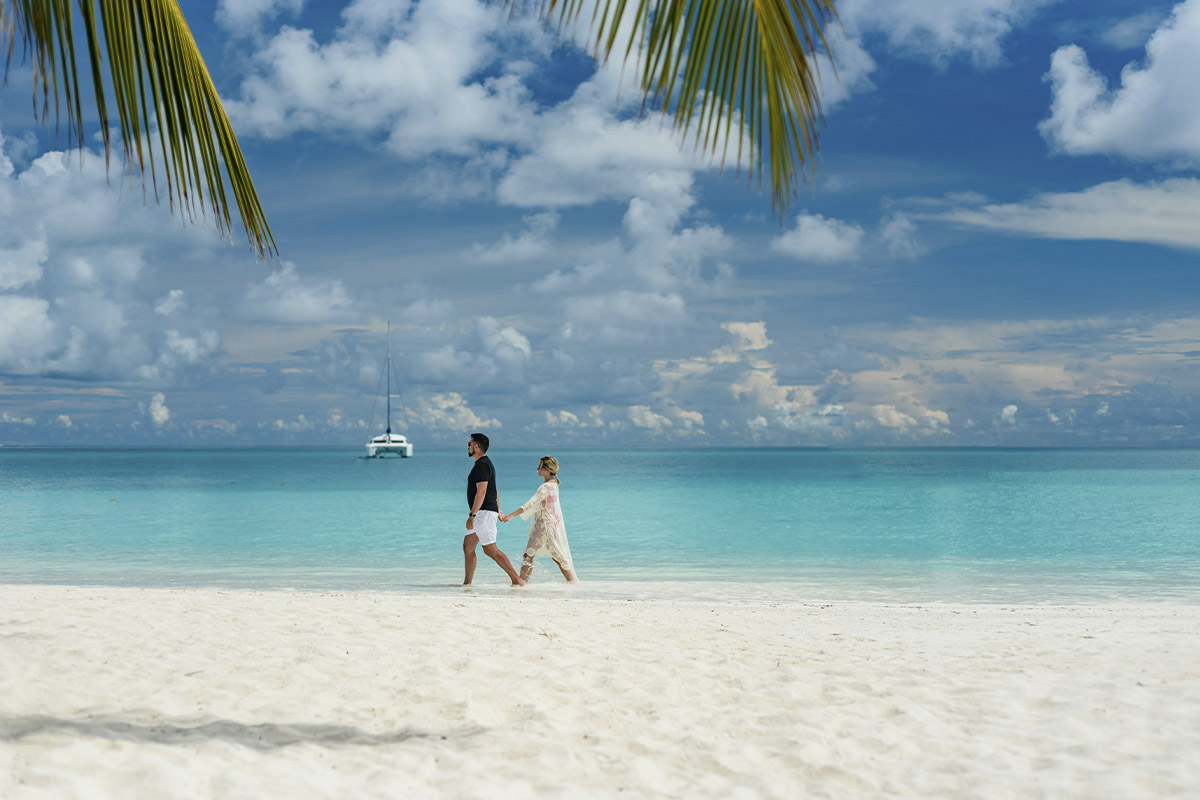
(470, 432), (489, 452)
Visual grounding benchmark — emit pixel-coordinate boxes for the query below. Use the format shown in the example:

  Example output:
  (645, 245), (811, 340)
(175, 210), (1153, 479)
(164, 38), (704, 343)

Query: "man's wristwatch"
(469, 513), (476, 517)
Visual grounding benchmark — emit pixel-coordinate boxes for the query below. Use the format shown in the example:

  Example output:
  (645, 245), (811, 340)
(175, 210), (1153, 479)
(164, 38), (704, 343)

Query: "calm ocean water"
(2, 447), (1199, 602)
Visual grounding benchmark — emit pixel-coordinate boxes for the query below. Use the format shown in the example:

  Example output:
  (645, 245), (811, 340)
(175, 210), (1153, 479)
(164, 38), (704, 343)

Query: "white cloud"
(154, 290), (187, 316)
(603, 173), (731, 292)
(563, 291), (687, 345)
(397, 297), (455, 327)
(413, 392), (500, 430)
(1, 410), (34, 425)
(1100, 11), (1168, 49)
(496, 69), (698, 208)
(273, 414), (315, 432)
(324, 409), (365, 430)
(494, 45), (748, 211)
(865, 402), (949, 434)
(1040, 1), (1200, 164)
(0, 296), (56, 373)
(850, 314), (1200, 414)
(542, 410), (580, 428)
(0, 129), (13, 180)
(881, 213), (923, 259)
(405, 315), (532, 389)
(216, 0), (304, 37)
(628, 405), (672, 433)
(653, 321), (773, 395)
(839, 0), (1053, 67)
(1000, 404), (1018, 424)
(148, 393), (170, 430)
(623, 403), (706, 436)
(773, 212), (865, 262)
(221, 0), (757, 212)
(226, 0), (539, 157)
(652, 320), (857, 438)
(776, 401), (848, 433)
(669, 405), (706, 433)
(873, 404), (919, 430)
(243, 262), (355, 323)
(194, 419), (240, 435)
(813, 35), (877, 110)
(938, 178), (1200, 250)
(0, 134), (234, 385)
(6, 149), (206, 245)
(475, 316), (531, 365)
(0, 238), (47, 290)
(721, 322), (772, 355)
(0, 128), (36, 170)
(925, 409), (951, 429)
(338, 0), (421, 33)
(397, 151), (509, 205)
(163, 330), (220, 365)
(731, 366), (813, 409)
(56, 414), (73, 428)
(408, 345), (458, 382)
(137, 330), (222, 383)
(528, 173), (733, 351)
(467, 211), (558, 264)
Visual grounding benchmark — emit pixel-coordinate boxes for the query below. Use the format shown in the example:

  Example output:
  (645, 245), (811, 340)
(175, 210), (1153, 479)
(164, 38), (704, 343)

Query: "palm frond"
(527, 0), (838, 218)
(1, 0), (277, 261)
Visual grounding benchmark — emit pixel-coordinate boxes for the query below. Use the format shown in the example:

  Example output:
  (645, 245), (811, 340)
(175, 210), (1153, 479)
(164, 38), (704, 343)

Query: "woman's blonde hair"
(539, 455), (560, 485)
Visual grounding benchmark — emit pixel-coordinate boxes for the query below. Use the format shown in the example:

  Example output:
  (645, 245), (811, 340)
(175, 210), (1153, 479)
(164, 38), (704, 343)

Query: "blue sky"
(2, 0), (1199, 446)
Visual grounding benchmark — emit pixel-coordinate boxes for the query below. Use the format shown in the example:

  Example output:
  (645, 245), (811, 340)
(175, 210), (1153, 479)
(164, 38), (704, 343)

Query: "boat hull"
(366, 443), (413, 458)
(366, 435), (413, 458)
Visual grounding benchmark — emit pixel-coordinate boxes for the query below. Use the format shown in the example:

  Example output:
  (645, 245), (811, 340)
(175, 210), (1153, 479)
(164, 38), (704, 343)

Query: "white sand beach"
(2, 585), (1198, 799)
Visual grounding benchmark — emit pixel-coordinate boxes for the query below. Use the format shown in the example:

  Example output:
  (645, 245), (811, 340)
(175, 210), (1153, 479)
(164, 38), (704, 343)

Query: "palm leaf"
(1, 0), (277, 261)
(527, 0), (838, 217)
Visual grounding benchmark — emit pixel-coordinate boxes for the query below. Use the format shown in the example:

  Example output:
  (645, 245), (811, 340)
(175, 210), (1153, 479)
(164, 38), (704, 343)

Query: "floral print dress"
(517, 481), (574, 572)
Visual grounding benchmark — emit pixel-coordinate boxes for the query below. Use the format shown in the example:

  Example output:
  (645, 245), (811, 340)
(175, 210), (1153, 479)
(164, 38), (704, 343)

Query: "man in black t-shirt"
(463, 432), (524, 586)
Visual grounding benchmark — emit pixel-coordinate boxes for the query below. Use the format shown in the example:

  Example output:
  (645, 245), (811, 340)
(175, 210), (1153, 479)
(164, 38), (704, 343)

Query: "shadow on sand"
(0, 714), (484, 750)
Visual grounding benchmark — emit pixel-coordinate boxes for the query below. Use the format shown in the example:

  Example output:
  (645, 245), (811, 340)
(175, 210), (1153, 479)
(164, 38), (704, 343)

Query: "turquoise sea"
(2, 447), (1199, 603)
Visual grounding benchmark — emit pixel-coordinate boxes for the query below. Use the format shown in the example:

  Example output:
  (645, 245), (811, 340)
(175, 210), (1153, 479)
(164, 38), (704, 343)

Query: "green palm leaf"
(1, 0), (277, 261)
(529, 0), (839, 217)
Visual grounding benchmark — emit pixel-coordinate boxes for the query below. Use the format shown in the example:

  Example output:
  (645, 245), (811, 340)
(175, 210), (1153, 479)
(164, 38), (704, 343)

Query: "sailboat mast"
(385, 322), (392, 435)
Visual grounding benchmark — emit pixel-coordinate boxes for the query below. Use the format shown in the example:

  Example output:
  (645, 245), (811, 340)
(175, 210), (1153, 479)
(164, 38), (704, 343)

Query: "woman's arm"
(502, 484), (548, 523)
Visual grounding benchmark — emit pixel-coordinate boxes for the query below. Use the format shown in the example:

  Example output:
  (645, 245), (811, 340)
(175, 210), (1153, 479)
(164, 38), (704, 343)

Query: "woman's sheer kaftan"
(517, 481), (574, 572)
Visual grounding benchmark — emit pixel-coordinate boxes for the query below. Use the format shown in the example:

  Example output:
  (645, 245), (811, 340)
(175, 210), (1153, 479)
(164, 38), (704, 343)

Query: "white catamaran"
(366, 324), (413, 458)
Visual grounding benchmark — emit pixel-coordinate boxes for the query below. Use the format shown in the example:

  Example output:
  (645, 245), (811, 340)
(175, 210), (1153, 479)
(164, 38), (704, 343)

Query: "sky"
(1, 0), (1199, 447)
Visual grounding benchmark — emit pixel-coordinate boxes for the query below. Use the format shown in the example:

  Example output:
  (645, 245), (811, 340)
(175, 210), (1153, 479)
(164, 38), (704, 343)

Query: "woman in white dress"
(499, 456), (577, 583)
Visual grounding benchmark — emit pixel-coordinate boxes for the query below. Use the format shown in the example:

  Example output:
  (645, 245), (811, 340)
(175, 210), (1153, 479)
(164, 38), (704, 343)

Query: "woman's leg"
(554, 559), (577, 583)
(519, 552), (534, 583)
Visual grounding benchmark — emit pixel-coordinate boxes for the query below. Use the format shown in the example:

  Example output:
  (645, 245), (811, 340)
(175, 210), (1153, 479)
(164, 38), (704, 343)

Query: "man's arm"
(467, 481), (487, 530)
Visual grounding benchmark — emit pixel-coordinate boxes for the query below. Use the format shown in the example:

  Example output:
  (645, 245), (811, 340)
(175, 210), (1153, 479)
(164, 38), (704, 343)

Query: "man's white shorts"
(469, 510), (499, 546)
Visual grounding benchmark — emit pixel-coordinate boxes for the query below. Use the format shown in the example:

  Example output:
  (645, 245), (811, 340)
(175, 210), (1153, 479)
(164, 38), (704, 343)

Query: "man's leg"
(482, 543), (525, 586)
(463, 533), (480, 585)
